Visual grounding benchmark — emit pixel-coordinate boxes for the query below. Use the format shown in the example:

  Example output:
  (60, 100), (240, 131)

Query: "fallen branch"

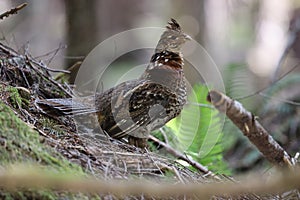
(207, 90), (294, 168)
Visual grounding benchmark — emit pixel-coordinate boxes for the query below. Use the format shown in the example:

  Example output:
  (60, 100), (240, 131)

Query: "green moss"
(0, 100), (92, 199)
(1, 190), (57, 200)
(4, 86), (31, 109)
(5, 86), (22, 108)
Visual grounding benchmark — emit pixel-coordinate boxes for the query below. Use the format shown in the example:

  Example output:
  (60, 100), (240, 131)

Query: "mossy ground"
(0, 99), (95, 199)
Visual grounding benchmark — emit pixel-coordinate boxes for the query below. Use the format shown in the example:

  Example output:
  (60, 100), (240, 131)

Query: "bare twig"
(63, 55), (86, 60)
(259, 92), (300, 106)
(144, 148), (165, 176)
(237, 62), (300, 100)
(46, 43), (66, 66)
(159, 128), (169, 145)
(171, 166), (186, 183)
(0, 3), (27, 20)
(25, 56), (73, 97)
(186, 102), (214, 109)
(271, 33), (296, 83)
(207, 90), (294, 168)
(34, 45), (67, 60)
(29, 58), (71, 73)
(0, 42), (19, 57)
(148, 135), (221, 180)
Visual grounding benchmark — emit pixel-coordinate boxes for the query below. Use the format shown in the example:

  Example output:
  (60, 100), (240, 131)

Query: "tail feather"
(36, 98), (97, 116)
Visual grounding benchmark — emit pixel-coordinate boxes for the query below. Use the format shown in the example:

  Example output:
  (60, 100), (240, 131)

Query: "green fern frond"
(167, 84), (230, 174)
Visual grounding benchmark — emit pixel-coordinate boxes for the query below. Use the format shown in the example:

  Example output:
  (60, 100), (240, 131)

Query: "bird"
(37, 19), (191, 148)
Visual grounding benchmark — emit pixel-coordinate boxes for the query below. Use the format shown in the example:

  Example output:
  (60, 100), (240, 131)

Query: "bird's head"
(155, 19), (191, 53)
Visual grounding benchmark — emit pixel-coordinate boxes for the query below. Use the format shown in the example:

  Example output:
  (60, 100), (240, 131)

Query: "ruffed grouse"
(37, 19), (190, 148)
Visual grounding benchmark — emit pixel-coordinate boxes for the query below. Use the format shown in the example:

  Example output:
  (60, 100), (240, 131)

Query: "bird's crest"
(166, 18), (181, 31)
(155, 18), (190, 53)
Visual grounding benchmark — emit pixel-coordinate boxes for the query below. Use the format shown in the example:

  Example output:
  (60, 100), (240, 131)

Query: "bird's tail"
(35, 97), (97, 116)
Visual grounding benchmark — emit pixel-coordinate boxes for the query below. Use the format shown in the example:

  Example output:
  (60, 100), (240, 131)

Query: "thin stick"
(259, 92), (300, 106)
(25, 56), (73, 97)
(271, 33), (296, 83)
(30, 59), (71, 73)
(186, 102), (214, 109)
(207, 90), (294, 168)
(237, 62), (300, 100)
(34, 45), (67, 60)
(46, 43), (66, 66)
(0, 42), (19, 57)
